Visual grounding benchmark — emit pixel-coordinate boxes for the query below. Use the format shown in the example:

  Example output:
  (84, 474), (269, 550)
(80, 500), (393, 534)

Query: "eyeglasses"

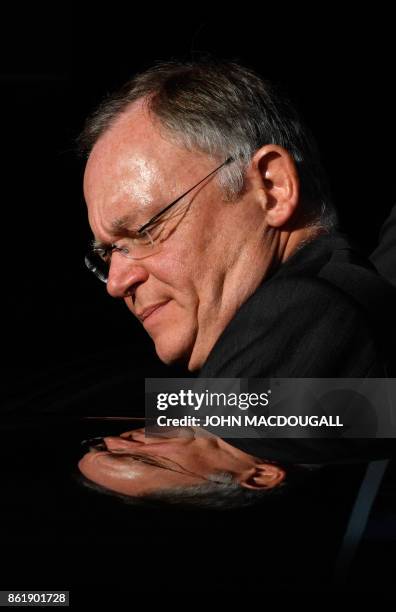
(85, 157), (234, 283)
(80, 435), (229, 485)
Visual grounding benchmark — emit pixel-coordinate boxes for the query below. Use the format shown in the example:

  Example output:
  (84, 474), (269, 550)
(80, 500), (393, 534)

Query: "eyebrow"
(111, 214), (137, 232)
(91, 215), (140, 249)
(111, 452), (172, 470)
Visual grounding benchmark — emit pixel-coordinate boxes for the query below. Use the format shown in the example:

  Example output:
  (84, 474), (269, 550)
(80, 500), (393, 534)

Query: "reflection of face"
(83, 100), (270, 370)
(78, 427), (285, 497)
(79, 428), (239, 496)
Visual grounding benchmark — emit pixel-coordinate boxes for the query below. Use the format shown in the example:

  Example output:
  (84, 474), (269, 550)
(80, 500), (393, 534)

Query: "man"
(78, 60), (396, 507)
(78, 426), (290, 510)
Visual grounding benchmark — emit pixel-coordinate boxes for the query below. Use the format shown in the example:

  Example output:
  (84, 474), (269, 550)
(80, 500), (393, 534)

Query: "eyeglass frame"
(137, 155), (234, 234)
(85, 156), (234, 281)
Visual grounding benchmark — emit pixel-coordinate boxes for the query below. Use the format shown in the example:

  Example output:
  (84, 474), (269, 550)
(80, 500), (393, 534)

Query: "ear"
(248, 144), (300, 228)
(239, 462), (286, 490)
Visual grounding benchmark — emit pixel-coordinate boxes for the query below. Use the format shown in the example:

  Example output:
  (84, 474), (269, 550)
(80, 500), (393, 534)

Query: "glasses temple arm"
(138, 156), (234, 234)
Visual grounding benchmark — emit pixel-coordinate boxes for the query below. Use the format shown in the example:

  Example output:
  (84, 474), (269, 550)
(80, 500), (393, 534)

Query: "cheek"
(165, 240), (220, 290)
(147, 249), (201, 302)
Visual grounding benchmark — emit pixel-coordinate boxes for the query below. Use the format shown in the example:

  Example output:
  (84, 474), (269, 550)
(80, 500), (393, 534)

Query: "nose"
(106, 252), (149, 299)
(104, 436), (140, 452)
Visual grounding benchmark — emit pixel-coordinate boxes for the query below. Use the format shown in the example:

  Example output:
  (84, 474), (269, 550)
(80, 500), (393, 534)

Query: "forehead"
(83, 101), (206, 234)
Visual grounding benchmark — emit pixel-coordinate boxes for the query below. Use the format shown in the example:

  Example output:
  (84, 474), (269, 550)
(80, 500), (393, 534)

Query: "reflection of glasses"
(84, 157), (234, 283)
(80, 433), (228, 486)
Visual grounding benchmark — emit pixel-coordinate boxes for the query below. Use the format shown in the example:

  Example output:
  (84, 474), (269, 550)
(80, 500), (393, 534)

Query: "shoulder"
(201, 270), (386, 378)
(232, 273), (370, 328)
(200, 234), (395, 377)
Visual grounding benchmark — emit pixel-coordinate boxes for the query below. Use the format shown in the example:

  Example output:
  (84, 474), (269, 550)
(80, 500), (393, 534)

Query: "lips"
(136, 300), (170, 322)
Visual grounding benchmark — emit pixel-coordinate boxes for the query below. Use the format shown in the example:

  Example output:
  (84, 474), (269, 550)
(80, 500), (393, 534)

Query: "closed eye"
(140, 201), (191, 237)
(108, 451), (175, 471)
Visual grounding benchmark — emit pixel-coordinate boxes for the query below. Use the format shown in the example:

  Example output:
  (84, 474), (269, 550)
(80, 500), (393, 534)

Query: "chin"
(152, 328), (195, 366)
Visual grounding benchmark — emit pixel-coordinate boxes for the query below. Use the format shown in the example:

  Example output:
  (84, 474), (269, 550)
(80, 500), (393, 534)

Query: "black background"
(2, 4), (396, 599)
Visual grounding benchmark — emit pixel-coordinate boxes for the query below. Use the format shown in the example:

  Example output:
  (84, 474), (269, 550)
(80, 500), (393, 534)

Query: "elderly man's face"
(83, 101), (269, 369)
(78, 427), (285, 497)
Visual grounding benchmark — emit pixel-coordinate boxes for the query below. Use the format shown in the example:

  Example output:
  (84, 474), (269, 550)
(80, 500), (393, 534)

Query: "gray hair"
(77, 470), (283, 511)
(77, 59), (337, 229)
(77, 463), (314, 511)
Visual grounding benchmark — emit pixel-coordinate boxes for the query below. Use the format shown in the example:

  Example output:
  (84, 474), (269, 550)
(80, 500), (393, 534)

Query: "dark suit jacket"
(198, 231), (396, 463)
(371, 204), (396, 286)
(199, 231), (395, 378)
